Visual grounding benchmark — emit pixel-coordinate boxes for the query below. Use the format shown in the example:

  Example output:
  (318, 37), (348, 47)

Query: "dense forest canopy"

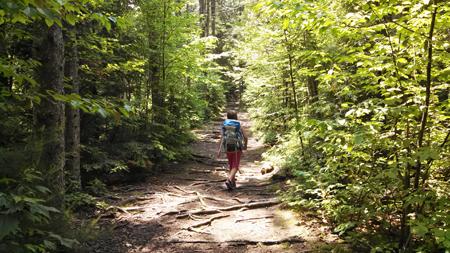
(0, 0), (449, 252)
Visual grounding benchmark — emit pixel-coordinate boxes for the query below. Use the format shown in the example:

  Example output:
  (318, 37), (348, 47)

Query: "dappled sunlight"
(84, 106), (332, 253)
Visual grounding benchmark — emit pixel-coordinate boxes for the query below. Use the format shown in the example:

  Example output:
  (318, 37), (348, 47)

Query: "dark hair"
(227, 110), (238, 120)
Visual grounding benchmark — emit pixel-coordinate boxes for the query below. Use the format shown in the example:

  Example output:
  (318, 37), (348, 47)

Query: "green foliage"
(1, 0), (228, 250)
(236, 0), (450, 251)
(0, 169), (78, 253)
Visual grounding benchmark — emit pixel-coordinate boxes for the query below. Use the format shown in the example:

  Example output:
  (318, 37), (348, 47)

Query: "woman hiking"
(216, 110), (247, 190)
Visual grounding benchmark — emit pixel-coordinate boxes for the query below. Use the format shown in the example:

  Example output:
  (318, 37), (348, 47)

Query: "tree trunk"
(283, 30), (298, 116)
(414, 5), (438, 190)
(64, 27), (81, 192)
(35, 24), (65, 208)
(205, 0), (210, 36)
(307, 76), (318, 103)
(199, 0), (206, 37)
(211, 0), (216, 36)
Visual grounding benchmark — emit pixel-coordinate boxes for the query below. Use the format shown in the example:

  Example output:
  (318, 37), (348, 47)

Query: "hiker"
(216, 110), (247, 190)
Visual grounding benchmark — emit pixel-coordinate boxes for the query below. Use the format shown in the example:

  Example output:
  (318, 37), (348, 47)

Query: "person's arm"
(241, 128), (248, 150)
(216, 135), (223, 158)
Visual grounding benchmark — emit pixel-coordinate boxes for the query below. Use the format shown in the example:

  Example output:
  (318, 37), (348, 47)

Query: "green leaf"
(397, 58), (408, 64)
(0, 215), (20, 240)
(412, 223), (429, 237)
(66, 13), (76, 26)
(97, 108), (108, 118)
(49, 233), (79, 248)
(44, 240), (57, 250)
(35, 185), (51, 194)
(354, 133), (365, 145)
(417, 147), (439, 161)
(333, 222), (357, 236)
(44, 18), (54, 27)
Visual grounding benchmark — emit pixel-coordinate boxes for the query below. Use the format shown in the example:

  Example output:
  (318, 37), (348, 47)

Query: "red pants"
(226, 151), (242, 169)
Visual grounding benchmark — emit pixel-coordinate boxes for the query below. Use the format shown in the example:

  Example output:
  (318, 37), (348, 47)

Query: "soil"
(85, 111), (340, 253)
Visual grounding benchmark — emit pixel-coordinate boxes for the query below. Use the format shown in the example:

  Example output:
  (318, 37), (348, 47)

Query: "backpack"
(221, 119), (243, 152)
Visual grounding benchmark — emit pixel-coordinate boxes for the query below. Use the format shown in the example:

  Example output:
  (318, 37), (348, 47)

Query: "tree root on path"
(189, 179), (226, 186)
(162, 199), (280, 217)
(166, 236), (304, 245)
(172, 186), (232, 206)
(120, 206), (147, 212)
(185, 213), (230, 230)
(237, 181), (279, 189)
(235, 215), (274, 223)
(231, 197), (246, 204)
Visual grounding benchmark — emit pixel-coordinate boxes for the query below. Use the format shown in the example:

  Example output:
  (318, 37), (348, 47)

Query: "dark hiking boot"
(231, 179), (236, 189)
(225, 179), (233, 191)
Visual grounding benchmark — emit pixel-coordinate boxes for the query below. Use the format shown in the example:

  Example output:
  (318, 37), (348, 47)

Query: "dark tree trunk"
(205, 0), (210, 36)
(211, 0), (216, 36)
(283, 30), (298, 115)
(414, 5), (438, 190)
(0, 33), (12, 91)
(307, 76), (318, 103)
(199, 0), (206, 37)
(150, 63), (164, 124)
(64, 27), (81, 192)
(35, 24), (65, 208)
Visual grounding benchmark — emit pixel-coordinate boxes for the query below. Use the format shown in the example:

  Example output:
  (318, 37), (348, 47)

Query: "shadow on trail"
(85, 108), (339, 253)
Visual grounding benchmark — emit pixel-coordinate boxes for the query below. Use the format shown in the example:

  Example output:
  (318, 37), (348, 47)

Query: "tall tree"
(211, 0), (216, 36)
(205, 0), (210, 36)
(199, 0), (206, 36)
(35, 23), (65, 208)
(64, 27), (81, 191)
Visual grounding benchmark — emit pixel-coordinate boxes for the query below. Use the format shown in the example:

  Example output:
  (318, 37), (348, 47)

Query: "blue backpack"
(221, 119), (243, 152)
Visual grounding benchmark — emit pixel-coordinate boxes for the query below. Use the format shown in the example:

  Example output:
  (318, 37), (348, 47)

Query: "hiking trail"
(87, 110), (338, 253)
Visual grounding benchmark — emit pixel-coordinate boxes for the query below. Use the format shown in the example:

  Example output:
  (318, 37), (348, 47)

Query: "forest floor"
(86, 108), (340, 253)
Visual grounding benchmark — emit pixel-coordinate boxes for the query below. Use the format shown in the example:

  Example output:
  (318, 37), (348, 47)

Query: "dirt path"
(87, 111), (337, 253)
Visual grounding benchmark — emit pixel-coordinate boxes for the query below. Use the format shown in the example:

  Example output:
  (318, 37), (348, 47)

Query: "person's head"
(227, 110), (238, 120)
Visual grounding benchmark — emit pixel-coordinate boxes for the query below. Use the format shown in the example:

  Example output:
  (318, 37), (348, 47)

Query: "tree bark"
(307, 76), (318, 103)
(283, 30), (298, 115)
(0, 33), (11, 91)
(35, 24), (65, 208)
(205, 0), (210, 36)
(199, 0), (206, 37)
(414, 5), (438, 190)
(211, 0), (216, 36)
(64, 27), (81, 192)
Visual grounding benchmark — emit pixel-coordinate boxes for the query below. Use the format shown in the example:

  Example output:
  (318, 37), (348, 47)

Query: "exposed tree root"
(177, 197), (199, 206)
(185, 213), (230, 230)
(195, 192), (208, 207)
(171, 186), (232, 207)
(189, 179), (226, 186)
(162, 199), (280, 217)
(166, 193), (186, 198)
(235, 215), (274, 223)
(121, 206), (147, 212)
(187, 227), (212, 235)
(203, 195), (231, 203)
(167, 236), (304, 245)
(172, 186), (196, 194)
(231, 197), (245, 203)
